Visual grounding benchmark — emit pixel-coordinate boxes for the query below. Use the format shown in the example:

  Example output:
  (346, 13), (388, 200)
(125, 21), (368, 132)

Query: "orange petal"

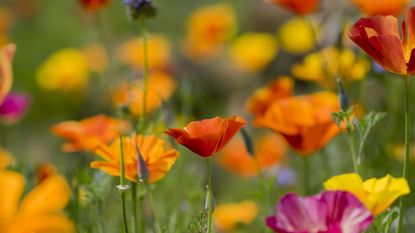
(0, 43), (15, 103)
(0, 171), (24, 231)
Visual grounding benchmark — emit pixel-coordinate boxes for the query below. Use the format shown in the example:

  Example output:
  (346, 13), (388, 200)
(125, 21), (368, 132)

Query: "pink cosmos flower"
(266, 191), (373, 233)
(0, 92), (29, 124)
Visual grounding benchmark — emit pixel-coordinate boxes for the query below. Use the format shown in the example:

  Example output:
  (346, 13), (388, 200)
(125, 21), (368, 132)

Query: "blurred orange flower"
(0, 171), (75, 233)
(218, 133), (286, 178)
(118, 35), (171, 70)
(246, 76), (293, 118)
(51, 114), (129, 152)
(0, 43), (15, 103)
(184, 4), (236, 60)
(0, 7), (12, 45)
(351, 0), (409, 16)
(0, 147), (14, 169)
(214, 200), (258, 232)
(348, 7), (415, 75)
(36, 163), (57, 184)
(165, 116), (246, 157)
(113, 71), (176, 117)
(82, 43), (108, 73)
(266, 0), (320, 15)
(91, 134), (180, 183)
(254, 92), (340, 155)
(79, 0), (111, 11)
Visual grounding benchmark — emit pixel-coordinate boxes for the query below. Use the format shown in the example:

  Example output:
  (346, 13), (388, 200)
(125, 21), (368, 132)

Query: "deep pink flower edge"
(0, 92), (30, 123)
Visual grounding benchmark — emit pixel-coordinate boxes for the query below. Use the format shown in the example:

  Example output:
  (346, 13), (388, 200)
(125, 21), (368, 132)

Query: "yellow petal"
(214, 200), (258, 231)
(0, 147), (14, 169)
(323, 173), (366, 200)
(278, 17), (316, 54)
(0, 170), (24, 231)
(18, 175), (71, 218)
(7, 214), (75, 233)
(363, 175), (410, 215)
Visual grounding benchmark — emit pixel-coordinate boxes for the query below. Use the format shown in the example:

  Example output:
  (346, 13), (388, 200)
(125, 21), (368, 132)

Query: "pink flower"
(266, 191), (373, 233)
(0, 92), (29, 124)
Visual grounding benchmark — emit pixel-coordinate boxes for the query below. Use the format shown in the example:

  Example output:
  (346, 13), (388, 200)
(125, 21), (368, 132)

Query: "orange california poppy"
(214, 200), (258, 232)
(79, 0), (110, 11)
(246, 76), (293, 118)
(91, 134), (180, 183)
(254, 92), (340, 156)
(166, 116), (246, 157)
(0, 43), (15, 103)
(51, 114), (129, 153)
(36, 163), (57, 184)
(348, 7), (415, 75)
(112, 71), (176, 117)
(351, 0), (409, 16)
(0, 171), (75, 233)
(218, 133), (286, 178)
(266, 0), (320, 15)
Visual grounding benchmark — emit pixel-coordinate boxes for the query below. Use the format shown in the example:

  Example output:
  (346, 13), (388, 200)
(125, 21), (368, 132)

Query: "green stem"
(144, 183), (162, 233)
(303, 157), (311, 195)
(349, 134), (359, 174)
(139, 17), (149, 133)
(131, 182), (139, 233)
(397, 77), (411, 233)
(206, 158), (213, 233)
(119, 136), (129, 233)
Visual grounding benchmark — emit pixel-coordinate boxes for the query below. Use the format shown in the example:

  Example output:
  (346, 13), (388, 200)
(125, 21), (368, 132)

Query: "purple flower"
(123, 0), (156, 19)
(0, 92), (29, 124)
(266, 191), (373, 233)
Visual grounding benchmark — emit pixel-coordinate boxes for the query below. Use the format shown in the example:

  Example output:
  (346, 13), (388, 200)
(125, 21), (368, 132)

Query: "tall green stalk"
(131, 182), (139, 233)
(206, 158), (213, 233)
(119, 136), (129, 233)
(397, 77), (411, 233)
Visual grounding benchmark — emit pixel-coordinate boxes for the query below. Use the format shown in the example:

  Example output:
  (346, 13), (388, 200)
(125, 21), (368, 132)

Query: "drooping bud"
(336, 79), (349, 111)
(240, 128), (255, 156)
(124, 0), (157, 20)
(136, 143), (149, 182)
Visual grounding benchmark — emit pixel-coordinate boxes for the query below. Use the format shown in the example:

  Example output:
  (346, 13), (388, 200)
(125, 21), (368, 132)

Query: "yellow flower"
(0, 171), (75, 233)
(0, 147), (14, 169)
(214, 200), (258, 232)
(117, 35), (171, 70)
(184, 4), (236, 60)
(36, 48), (89, 91)
(91, 134), (180, 183)
(292, 46), (370, 89)
(229, 33), (278, 72)
(113, 71), (176, 117)
(324, 173), (410, 215)
(278, 17), (316, 54)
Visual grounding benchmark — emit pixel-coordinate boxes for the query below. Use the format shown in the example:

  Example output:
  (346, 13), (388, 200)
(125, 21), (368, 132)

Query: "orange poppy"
(218, 133), (286, 177)
(348, 7), (415, 75)
(351, 0), (409, 16)
(166, 116), (246, 157)
(0, 43), (15, 103)
(51, 114), (129, 152)
(91, 134), (180, 183)
(246, 76), (293, 118)
(112, 71), (176, 117)
(266, 0), (320, 15)
(254, 92), (340, 155)
(0, 171), (75, 233)
(79, 0), (111, 11)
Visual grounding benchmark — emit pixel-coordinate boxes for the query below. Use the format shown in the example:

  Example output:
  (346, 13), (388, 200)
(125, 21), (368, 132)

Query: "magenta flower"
(0, 92), (29, 124)
(266, 191), (373, 233)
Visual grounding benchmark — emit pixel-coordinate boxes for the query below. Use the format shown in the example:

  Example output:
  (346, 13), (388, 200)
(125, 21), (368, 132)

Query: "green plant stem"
(303, 157), (311, 195)
(348, 134), (359, 174)
(139, 17), (149, 133)
(206, 158), (213, 233)
(397, 77), (411, 233)
(131, 182), (139, 233)
(119, 136), (129, 233)
(144, 183), (162, 233)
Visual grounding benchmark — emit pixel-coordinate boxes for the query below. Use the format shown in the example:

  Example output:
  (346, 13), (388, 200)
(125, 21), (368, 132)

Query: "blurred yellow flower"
(324, 173), (410, 215)
(36, 48), (89, 91)
(278, 17), (316, 54)
(184, 4), (236, 60)
(214, 200), (258, 232)
(292, 46), (370, 89)
(82, 43), (108, 73)
(0, 147), (13, 169)
(91, 134), (180, 183)
(118, 35), (171, 70)
(229, 33), (278, 72)
(113, 71), (176, 117)
(0, 171), (75, 233)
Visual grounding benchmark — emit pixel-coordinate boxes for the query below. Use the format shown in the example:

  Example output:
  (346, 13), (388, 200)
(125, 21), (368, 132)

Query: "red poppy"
(79, 0), (110, 11)
(165, 116), (246, 157)
(267, 0), (319, 15)
(348, 7), (415, 75)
